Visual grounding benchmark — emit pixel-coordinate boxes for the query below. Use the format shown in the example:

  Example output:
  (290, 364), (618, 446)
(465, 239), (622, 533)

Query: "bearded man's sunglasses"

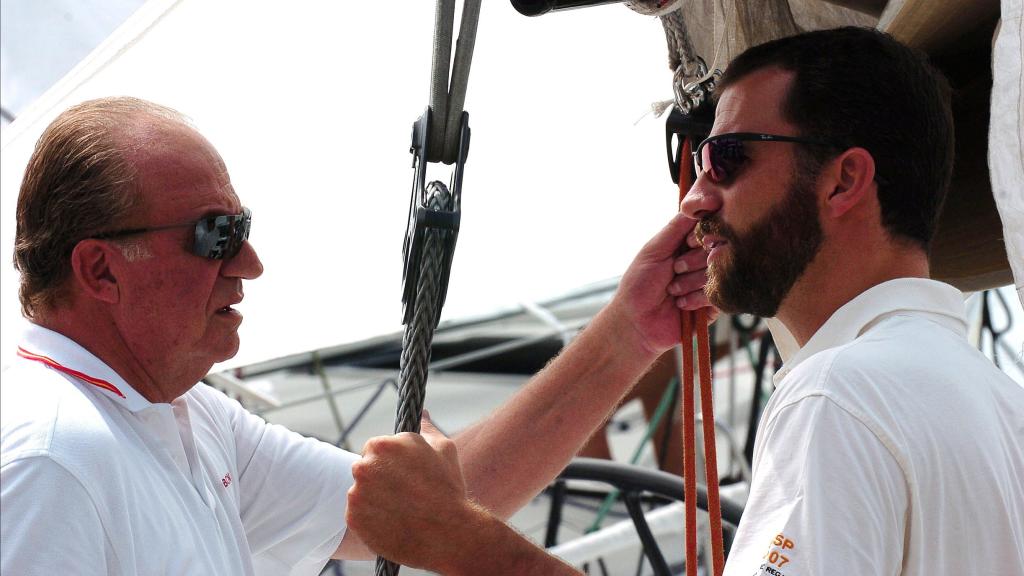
(94, 207), (251, 260)
(691, 132), (835, 183)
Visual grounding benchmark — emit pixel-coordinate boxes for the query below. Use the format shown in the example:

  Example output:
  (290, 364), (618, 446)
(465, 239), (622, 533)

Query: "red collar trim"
(17, 346), (127, 399)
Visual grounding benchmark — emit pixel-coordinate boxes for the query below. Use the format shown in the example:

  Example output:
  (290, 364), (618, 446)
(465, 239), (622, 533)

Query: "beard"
(698, 170), (823, 318)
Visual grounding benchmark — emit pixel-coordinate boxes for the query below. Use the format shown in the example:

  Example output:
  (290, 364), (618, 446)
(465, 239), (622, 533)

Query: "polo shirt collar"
(769, 278), (968, 385)
(17, 323), (153, 412)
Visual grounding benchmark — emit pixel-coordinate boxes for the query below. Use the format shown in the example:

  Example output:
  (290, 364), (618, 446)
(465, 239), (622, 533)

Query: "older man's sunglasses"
(692, 132), (834, 183)
(94, 207), (251, 260)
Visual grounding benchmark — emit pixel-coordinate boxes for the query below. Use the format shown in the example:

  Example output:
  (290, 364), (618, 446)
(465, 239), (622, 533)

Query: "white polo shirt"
(1, 324), (359, 576)
(724, 279), (1024, 576)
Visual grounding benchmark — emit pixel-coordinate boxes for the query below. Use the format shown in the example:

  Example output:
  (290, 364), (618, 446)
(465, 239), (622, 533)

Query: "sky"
(1, 0), (146, 124)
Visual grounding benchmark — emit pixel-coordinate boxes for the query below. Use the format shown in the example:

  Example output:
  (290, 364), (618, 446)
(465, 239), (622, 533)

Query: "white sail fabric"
(992, 0), (1024, 308)
(2, 0), (1020, 372)
(0, 1), (673, 371)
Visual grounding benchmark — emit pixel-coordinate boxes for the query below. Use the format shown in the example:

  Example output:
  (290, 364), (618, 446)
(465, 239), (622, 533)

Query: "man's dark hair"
(719, 26), (954, 251)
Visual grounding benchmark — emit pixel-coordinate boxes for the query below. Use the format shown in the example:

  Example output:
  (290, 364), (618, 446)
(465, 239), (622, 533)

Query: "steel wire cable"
(375, 182), (453, 576)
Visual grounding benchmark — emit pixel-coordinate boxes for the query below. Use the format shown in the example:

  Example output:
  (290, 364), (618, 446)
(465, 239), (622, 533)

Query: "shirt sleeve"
(213, 392), (359, 575)
(1, 456), (112, 576)
(722, 395), (907, 576)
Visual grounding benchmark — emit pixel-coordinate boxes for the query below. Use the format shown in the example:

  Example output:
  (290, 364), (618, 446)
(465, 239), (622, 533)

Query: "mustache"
(695, 217), (736, 247)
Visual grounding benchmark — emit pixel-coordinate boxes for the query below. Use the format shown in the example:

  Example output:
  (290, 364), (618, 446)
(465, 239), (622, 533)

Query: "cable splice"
(378, 3), (478, 572)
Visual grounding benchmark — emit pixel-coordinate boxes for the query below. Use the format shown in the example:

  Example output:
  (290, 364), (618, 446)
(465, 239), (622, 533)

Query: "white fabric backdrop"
(992, 0), (1024, 308)
(2, 0), (1020, 373)
(0, 1), (676, 370)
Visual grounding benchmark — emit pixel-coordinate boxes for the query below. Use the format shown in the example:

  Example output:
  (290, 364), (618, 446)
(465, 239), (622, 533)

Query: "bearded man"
(345, 27), (1024, 576)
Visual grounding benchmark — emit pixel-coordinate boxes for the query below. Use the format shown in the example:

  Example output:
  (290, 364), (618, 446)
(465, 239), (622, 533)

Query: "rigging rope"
(981, 289), (1014, 369)
(677, 139), (726, 576)
(394, 184), (452, 438)
(376, 184), (455, 576)
(376, 2), (479, 573)
(630, 0), (725, 114)
(428, 0), (482, 164)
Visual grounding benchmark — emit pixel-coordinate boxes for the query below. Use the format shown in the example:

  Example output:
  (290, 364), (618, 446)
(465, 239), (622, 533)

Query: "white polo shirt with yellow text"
(725, 278), (1024, 576)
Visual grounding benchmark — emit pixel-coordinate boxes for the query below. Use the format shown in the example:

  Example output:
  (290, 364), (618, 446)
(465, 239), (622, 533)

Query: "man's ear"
(823, 147), (877, 219)
(70, 240), (121, 304)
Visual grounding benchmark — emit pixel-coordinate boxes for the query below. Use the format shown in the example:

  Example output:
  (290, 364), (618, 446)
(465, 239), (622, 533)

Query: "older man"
(345, 27), (1024, 576)
(0, 97), (711, 574)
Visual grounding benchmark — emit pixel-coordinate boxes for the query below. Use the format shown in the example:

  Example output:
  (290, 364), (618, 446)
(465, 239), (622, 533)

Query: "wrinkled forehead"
(125, 119), (240, 216)
(129, 118), (227, 170)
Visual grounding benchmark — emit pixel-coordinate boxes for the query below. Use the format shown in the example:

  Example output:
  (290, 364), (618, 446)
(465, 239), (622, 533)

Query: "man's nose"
(680, 177), (722, 222)
(222, 240), (263, 280)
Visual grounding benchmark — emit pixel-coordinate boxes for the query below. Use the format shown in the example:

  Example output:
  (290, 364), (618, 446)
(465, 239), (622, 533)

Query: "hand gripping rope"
(377, 2), (480, 575)
(675, 121), (726, 576)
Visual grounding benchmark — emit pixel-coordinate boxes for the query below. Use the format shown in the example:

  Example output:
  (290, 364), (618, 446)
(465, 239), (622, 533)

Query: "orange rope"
(678, 137), (700, 576)
(680, 306), (698, 576)
(697, 307), (726, 575)
(677, 136), (725, 576)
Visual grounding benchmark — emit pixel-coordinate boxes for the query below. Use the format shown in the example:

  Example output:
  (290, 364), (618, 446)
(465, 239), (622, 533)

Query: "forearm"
(454, 301), (659, 519)
(343, 213), (704, 569)
(442, 504), (583, 576)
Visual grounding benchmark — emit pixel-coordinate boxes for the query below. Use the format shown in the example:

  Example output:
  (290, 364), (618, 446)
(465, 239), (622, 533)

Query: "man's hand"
(610, 212), (718, 358)
(346, 415), (476, 572)
(346, 416), (583, 575)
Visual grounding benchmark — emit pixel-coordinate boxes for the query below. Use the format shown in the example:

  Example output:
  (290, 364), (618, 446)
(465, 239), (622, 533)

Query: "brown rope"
(678, 137), (725, 576)
(678, 136), (698, 575)
(697, 306), (725, 575)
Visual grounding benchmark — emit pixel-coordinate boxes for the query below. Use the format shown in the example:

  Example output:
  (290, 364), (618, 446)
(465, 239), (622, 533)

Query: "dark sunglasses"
(94, 207), (251, 260)
(693, 132), (834, 183)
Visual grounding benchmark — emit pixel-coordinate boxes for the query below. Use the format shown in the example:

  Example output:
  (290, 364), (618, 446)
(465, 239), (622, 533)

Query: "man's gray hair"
(14, 97), (189, 317)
